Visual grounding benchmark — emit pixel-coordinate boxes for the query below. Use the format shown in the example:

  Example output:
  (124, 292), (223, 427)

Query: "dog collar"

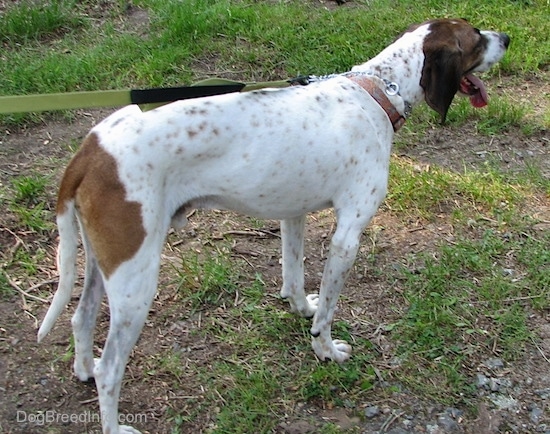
(345, 74), (406, 132)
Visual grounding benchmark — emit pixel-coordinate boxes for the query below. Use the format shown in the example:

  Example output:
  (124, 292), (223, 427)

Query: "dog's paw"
(312, 338), (352, 363)
(74, 357), (99, 382)
(283, 293), (318, 318)
(304, 293), (319, 316)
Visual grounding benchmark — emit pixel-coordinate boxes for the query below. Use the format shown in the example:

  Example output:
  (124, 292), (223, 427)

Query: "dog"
(37, 18), (509, 433)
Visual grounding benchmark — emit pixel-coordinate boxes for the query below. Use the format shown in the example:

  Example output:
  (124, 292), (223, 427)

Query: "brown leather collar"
(346, 74), (406, 132)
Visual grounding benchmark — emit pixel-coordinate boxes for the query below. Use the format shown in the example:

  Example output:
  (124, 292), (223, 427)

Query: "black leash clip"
(287, 75), (313, 86)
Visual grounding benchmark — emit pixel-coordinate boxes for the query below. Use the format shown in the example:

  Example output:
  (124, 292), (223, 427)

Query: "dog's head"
(415, 18), (510, 123)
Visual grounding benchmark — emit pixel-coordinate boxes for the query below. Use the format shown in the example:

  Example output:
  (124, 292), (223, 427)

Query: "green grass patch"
(391, 228), (549, 401)
(173, 247), (242, 309)
(0, 0), (86, 44)
(2, 174), (54, 233)
(168, 247), (377, 432)
(1, 0), (548, 98)
(11, 174), (50, 204)
(386, 157), (526, 220)
(196, 337), (376, 433)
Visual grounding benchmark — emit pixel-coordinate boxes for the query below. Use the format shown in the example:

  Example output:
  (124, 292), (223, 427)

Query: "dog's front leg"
(310, 217), (365, 363)
(280, 216), (318, 318)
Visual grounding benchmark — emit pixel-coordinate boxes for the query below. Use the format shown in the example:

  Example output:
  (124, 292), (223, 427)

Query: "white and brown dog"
(38, 19), (509, 433)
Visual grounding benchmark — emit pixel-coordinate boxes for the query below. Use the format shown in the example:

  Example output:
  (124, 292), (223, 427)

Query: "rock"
(489, 394), (519, 411)
(446, 407), (464, 419)
(489, 378), (500, 392)
(530, 405), (543, 424)
(437, 412), (463, 433)
(364, 405), (380, 418)
(476, 373), (490, 388)
(483, 358), (505, 370)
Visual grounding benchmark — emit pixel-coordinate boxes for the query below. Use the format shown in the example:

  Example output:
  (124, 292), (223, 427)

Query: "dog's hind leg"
(72, 234), (105, 382)
(280, 216), (318, 318)
(94, 237), (165, 434)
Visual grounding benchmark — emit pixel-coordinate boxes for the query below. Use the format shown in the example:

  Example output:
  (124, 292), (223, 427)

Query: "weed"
(0, 272), (15, 299)
(11, 174), (49, 205)
(13, 248), (46, 276)
(9, 203), (52, 233)
(173, 248), (241, 309)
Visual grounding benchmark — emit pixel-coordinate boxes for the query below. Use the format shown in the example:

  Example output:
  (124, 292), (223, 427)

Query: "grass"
(394, 228), (549, 402)
(163, 246), (379, 432)
(386, 157), (527, 221)
(4, 174), (54, 233)
(0, 0), (548, 98)
(1, 1), (549, 432)
(0, 0), (86, 44)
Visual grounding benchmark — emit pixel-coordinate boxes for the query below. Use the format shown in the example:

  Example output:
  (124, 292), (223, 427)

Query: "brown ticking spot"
(109, 116), (126, 129)
(57, 133), (147, 279)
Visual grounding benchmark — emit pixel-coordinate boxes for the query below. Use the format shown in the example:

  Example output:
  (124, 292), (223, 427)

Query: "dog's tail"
(37, 198), (79, 342)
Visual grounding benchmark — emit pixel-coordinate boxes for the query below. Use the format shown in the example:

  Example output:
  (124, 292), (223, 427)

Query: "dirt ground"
(0, 31), (549, 434)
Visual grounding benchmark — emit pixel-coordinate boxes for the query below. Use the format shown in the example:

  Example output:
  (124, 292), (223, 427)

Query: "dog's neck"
(345, 73), (407, 132)
(351, 25), (430, 109)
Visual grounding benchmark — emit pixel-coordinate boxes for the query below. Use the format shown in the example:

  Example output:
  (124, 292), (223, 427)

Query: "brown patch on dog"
(57, 133), (146, 278)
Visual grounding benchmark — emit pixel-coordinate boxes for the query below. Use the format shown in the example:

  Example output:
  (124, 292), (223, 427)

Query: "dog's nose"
(500, 33), (510, 48)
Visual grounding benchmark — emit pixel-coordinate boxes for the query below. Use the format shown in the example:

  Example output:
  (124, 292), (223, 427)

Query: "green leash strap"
(0, 77), (302, 114)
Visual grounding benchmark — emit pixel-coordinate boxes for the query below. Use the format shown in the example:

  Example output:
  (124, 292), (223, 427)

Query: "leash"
(0, 77), (306, 114)
(0, 74), (407, 131)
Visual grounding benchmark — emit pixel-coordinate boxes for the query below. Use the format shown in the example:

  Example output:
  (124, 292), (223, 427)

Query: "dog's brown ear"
(420, 44), (463, 124)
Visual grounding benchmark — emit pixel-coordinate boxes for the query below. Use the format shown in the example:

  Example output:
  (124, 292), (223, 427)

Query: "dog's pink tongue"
(467, 74), (488, 108)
